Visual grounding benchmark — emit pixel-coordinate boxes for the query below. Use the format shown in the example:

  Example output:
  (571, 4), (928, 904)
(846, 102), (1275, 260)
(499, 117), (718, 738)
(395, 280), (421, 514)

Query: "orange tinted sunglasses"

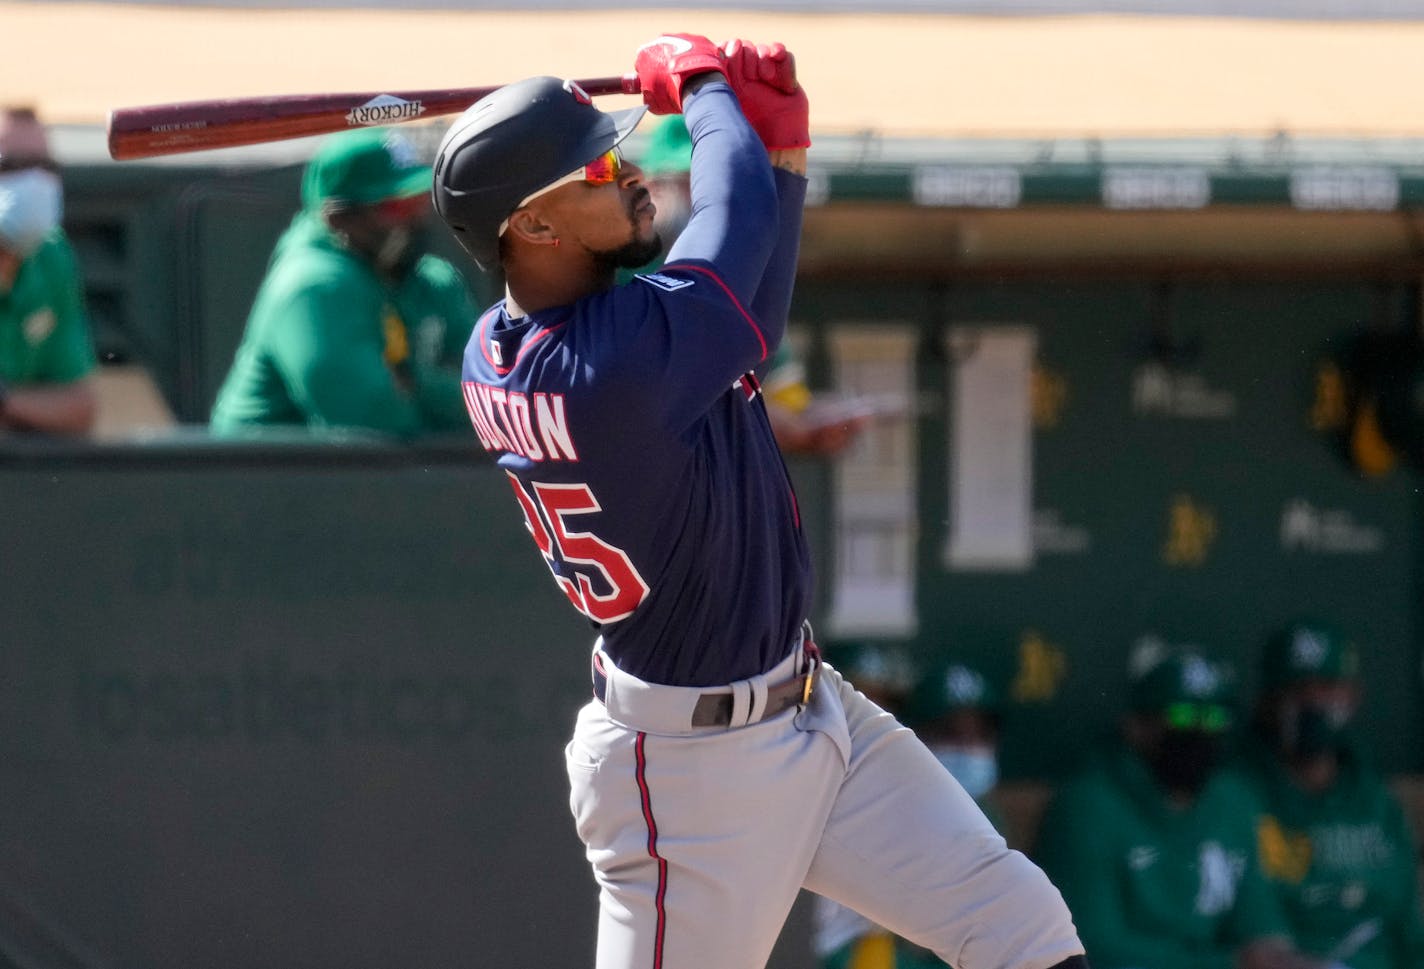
(525, 147), (625, 200)
(580, 147), (623, 185)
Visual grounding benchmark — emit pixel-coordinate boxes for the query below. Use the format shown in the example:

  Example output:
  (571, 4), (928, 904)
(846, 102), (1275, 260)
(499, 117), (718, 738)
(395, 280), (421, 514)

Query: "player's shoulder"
(627, 268), (702, 295)
(614, 261), (752, 327)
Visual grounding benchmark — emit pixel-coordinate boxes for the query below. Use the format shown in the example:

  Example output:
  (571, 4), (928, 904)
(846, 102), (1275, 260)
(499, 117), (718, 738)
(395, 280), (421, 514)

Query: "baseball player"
(432, 34), (1089, 969)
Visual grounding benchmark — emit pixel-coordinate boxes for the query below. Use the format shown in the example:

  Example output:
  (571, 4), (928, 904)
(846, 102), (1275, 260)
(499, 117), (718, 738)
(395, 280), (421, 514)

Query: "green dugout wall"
(792, 277), (1422, 781)
(0, 439), (831, 969)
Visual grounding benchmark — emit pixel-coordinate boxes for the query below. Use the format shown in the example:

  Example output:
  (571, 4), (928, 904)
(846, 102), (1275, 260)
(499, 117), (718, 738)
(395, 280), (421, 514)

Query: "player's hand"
(719, 39), (811, 150)
(634, 34), (727, 115)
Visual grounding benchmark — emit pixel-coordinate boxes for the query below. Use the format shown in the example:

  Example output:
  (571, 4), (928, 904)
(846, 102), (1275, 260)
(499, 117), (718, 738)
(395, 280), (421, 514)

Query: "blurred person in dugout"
(811, 641), (926, 969)
(811, 650), (1010, 969)
(910, 660), (1011, 841)
(1224, 620), (1424, 969)
(210, 127), (477, 438)
(0, 106), (97, 436)
(637, 115), (864, 455)
(1035, 646), (1338, 969)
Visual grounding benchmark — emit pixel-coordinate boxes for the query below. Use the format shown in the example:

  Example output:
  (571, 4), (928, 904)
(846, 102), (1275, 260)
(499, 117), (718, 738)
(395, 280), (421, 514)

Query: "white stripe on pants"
(565, 660), (1084, 969)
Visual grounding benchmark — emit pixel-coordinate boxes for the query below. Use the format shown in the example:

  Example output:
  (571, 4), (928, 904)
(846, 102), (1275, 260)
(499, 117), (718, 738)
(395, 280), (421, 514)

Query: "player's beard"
(589, 190), (662, 275)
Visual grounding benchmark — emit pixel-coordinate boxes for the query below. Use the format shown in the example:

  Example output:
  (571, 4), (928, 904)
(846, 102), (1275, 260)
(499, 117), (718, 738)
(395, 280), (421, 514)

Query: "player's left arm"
(718, 40), (810, 335)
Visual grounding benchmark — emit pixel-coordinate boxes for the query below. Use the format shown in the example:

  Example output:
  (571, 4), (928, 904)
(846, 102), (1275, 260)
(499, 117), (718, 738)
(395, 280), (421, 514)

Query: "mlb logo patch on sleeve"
(635, 272), (695, 293)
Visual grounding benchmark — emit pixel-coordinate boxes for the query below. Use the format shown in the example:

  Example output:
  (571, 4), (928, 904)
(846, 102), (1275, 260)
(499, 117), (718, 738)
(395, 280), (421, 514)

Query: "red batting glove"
(720, 39), (810, 150)
(634, 33), (727, 115)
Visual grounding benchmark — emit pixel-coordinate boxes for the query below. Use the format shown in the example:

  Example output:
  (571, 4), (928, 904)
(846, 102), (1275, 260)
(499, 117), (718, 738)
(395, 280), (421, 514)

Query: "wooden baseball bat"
(107, 74), (642, 160)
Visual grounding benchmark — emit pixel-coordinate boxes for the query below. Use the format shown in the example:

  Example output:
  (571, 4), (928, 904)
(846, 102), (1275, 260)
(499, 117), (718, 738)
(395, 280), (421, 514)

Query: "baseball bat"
(107, 74), (642, 160)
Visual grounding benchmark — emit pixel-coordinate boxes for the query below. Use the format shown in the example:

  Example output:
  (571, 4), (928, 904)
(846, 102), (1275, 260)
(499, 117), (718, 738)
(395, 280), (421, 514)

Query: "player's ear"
(505, 207), (559, 247)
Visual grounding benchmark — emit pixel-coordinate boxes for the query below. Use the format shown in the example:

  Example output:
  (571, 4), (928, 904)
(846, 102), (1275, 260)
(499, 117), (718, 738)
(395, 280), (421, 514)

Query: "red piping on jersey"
(634, 732), (668, 969)
(477, 305), (568, 375)
(661, 262), (769, 362)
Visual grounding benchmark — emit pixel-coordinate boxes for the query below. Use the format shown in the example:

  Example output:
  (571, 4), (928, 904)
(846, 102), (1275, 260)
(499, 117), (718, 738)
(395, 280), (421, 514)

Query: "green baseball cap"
(910, 660), (1001, 724)
(1130, 649), (1235, 725)
(301, 127), (431, 210)
(828, 641), (919, 697)
(1260, 620), (1360, 689)
(639, 115), (692, 176)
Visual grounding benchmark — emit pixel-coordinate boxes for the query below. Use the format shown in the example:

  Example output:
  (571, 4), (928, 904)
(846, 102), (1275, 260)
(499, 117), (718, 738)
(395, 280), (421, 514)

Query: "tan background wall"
(9, 5), (1424, 140)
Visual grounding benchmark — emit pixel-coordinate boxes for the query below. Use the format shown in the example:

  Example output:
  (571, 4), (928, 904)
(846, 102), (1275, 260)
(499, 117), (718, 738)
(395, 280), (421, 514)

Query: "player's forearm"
(768, 148), (807, 177)
(744, 165), (806, 350)
(666, 81), (778, 303)
(0, 379), (97, 435)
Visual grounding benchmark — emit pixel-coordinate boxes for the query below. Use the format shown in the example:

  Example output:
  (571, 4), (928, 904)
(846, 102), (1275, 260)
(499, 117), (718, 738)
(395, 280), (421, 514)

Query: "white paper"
(944, 326), (1036, 571)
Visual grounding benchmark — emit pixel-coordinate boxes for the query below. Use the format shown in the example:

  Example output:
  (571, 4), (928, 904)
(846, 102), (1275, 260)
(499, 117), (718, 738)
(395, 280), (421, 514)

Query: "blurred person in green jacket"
(1036, 646), (1329, 969)
(210, 127), (477, 438)
(1228, 620), (1424, 969)
(911, 660), (1010, 841)
(811, 653), (1016, 969)
(0, 106), (97, 436)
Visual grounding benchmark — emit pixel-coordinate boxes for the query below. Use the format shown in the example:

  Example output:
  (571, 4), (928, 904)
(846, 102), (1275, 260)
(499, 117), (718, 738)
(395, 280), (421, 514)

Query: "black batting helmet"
(432, 76), (647, 271)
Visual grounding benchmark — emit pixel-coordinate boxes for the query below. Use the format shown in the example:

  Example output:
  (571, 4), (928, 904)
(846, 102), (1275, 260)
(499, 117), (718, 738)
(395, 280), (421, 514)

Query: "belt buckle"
(799, 636), (822, 706)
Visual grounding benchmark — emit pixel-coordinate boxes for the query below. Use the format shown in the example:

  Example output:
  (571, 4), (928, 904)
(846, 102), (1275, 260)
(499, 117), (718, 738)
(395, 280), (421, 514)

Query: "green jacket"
(1034, 745), (1289, 969)
(1226, 738), (1424, 969)
(210, 213), (476, 438)
(0, 230), (96, 385)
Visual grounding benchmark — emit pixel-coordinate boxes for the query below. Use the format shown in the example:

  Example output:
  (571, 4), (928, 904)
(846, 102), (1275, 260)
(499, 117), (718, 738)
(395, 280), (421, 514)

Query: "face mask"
(934, 746), (999, 800)
(1148, 729), (1222, 796)
(1278, 701), (1351, 759)
(0, 168), (62, 258)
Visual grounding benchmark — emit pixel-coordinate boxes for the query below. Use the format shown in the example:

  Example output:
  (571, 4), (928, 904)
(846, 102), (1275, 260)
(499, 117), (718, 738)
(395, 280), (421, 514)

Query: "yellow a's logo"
(1310, 360), (1348, 432)
(1258, 815), (1312, 884)
(1032, 364), (1068, 430)
(1162, 494), (1216, 567)
(383, 307), (410, 368)
(1011, 630), (1067, 703)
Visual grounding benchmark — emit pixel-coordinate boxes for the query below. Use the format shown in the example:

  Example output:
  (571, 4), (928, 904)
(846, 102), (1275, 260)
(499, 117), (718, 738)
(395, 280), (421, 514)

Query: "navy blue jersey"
(461, 81), (812, 687)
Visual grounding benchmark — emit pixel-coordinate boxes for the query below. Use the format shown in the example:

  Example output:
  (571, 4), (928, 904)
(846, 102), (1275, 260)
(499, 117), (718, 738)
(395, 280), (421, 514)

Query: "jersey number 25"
(507, 473), (651, 624)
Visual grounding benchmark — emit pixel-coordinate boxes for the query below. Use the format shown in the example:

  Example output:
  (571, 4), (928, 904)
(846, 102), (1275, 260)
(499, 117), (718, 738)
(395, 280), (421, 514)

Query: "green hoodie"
(1034, 744), (1289, 969)
(1226, 738), (1424, 969)
(0, 230), (95, 385)
(210, 213), (475, 438)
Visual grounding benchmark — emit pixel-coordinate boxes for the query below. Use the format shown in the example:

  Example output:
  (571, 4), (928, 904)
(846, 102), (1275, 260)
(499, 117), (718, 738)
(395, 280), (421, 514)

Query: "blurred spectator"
(810, 651), (1022, 969)
(1035, 647), (1327, 969)
(0, 106), (97, 436)
(636, 115), (865, 456)
(1228, 620), (1424, 969)
(210, 127), (477, 438)
(910, 660), (1008, 837)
